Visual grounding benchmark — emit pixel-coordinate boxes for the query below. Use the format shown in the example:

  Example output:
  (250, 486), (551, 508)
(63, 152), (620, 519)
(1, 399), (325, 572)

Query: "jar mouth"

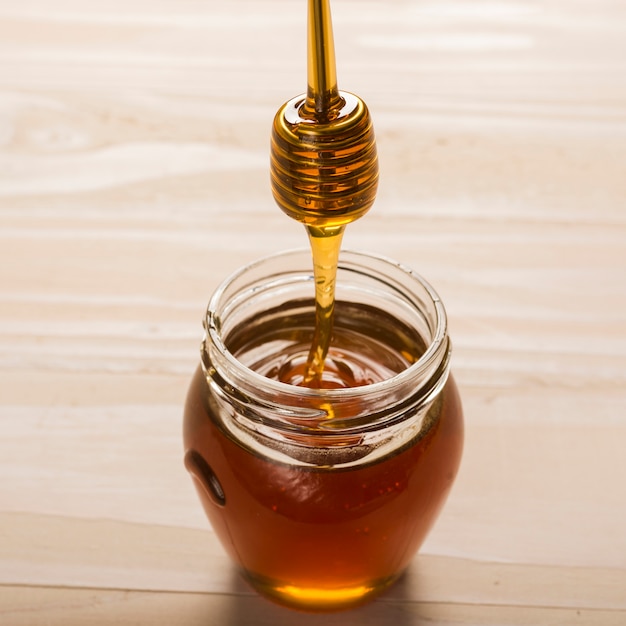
(203, 249), (449, 406)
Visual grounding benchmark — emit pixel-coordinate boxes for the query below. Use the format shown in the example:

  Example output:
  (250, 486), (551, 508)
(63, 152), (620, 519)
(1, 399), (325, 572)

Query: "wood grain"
(1, 0), (625, 623)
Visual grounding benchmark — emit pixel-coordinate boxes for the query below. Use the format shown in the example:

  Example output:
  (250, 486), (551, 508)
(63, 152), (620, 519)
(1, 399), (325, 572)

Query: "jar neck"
(201, 249), (451, 442)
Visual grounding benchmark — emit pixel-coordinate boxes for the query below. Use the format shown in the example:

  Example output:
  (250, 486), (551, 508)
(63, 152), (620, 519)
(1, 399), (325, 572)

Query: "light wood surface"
(1, 1), (625, 624)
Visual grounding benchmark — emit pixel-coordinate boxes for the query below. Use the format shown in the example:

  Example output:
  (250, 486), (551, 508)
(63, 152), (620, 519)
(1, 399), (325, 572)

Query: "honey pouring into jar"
(183, 0), (464, 611)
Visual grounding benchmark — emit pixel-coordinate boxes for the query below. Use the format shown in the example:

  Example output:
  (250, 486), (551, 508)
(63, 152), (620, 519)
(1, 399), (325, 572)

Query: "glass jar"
(183, 249), (463, 611)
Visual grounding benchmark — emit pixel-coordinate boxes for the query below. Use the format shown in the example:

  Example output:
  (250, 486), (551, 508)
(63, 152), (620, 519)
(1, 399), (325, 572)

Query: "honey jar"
(183, 249), (463, 610)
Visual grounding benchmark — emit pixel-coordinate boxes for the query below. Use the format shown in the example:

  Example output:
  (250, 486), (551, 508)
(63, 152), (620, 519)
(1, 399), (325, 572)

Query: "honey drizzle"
(303, 224), (344, 384)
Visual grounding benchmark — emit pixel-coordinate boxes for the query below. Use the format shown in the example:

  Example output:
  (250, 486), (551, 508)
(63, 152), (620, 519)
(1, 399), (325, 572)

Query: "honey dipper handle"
(306, 0), (341, 117)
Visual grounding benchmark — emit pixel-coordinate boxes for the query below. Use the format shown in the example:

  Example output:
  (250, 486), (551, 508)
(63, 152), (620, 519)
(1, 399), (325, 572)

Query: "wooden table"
(1, 1), (625, 624)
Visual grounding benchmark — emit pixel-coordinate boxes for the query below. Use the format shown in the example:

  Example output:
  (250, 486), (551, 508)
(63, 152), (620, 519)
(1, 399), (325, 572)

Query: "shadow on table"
(216, 569), (419, 626)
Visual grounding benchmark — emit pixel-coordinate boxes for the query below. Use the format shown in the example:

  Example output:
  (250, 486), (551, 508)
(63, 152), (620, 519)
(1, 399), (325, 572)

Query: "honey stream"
(270, 0), (379, 385)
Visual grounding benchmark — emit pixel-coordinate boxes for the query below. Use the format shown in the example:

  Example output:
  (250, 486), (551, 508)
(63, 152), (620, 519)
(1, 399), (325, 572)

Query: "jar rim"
(203, 248), (450, 403)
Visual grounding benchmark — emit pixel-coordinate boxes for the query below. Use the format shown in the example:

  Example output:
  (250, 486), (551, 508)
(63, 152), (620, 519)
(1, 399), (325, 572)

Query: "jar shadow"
(218, 568), (417, 626)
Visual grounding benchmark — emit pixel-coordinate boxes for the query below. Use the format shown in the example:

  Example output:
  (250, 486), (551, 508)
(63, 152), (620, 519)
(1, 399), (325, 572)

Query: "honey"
(184, 296), (463, 610)
(184, 365), (463, 610)
(230, 300), (422, 388)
